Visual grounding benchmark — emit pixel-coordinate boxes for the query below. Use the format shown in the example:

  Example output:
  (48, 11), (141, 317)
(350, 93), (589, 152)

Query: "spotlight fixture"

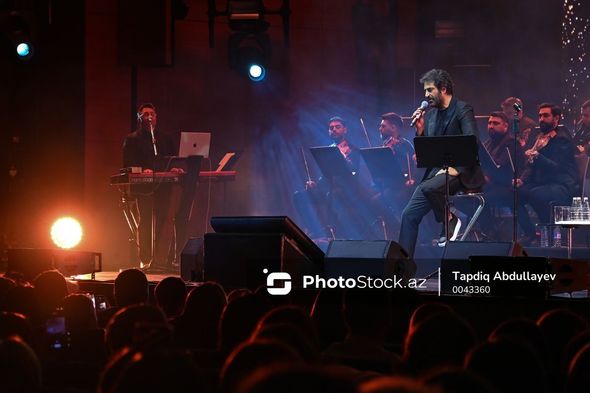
(228, 31), (270, 81)
(208, 0), (291, 47)
(3, 11), (35, 60)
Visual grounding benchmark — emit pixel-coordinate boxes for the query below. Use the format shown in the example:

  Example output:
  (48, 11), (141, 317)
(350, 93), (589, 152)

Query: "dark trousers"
(399, 174), (461, 258)
(136, 184), (180, 267)
(517, 183), (572, 237)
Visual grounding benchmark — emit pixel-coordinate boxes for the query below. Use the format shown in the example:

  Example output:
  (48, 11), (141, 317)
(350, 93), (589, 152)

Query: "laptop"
(178, 132), (211, 158)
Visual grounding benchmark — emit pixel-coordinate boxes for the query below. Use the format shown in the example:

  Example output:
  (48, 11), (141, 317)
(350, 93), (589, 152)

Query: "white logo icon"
(264, 269), (292, 295)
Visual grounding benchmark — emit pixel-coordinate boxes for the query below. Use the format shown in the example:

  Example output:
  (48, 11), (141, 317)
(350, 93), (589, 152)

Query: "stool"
(452, 189), (485, 241)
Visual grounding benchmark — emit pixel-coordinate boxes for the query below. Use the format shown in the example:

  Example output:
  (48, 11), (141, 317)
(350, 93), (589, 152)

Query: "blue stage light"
(248, 64), (266, 81)
(16, 42), (31, 58)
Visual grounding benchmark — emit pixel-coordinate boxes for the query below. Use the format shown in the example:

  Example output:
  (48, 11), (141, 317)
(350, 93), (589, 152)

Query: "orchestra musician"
(122, 103), (181, 271)
(398, 69), (485, 258)
(479, 111), (525, 239)
(293, 116), (374, 239)
(515, 103), (580, 244)
(369, 112), (417, 237)
(573, 99), (590, 156)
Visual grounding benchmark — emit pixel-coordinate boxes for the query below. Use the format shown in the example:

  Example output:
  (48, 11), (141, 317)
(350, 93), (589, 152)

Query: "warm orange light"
(50, 217), (83, 249)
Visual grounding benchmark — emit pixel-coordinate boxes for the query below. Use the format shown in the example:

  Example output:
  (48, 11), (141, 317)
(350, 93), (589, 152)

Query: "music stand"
(479, 143), (512, 185)
(360, 147), (406, 186)
(309, 146), (353, 178)
(414, 135), (480, 240)
(309, 146), (354, 235)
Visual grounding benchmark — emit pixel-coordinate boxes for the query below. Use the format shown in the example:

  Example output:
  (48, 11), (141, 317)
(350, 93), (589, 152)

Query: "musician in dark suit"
(122, 103), (180, 270)
(123, 103), (176, 170)
(573, 99), (590, 156)
(516, 103), (580, 243)
(293, 117), (374, 239)
(369, 112), (417, 237)
(398, 69), (485, 258)
(479, 111), (525, 239)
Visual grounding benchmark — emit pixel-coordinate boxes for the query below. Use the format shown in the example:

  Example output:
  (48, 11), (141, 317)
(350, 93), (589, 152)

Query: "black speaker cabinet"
(6, 249), (102, 280)
(324, 240), (415, 282)
(180, 238), (204, 282)
(203, 233), (318, 289)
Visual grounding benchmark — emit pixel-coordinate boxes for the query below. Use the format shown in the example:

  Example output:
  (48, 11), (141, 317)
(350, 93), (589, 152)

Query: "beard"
(488, 129), (506, 140)
(430, 92), (443, 108)
(539, 121), (554, 133)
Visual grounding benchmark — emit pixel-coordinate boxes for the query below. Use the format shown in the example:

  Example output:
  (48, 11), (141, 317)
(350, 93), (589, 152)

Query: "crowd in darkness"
(1, 268), (590, 393)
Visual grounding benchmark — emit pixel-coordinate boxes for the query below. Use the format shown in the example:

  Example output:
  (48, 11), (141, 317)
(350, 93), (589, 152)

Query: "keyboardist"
(122, 103), (181, 271)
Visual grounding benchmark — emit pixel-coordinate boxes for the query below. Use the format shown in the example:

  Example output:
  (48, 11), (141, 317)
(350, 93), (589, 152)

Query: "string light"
(562, 0), (590, 121)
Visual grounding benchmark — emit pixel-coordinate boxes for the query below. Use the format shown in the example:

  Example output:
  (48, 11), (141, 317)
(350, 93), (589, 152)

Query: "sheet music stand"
(360, 147), (406, 186)
(414, 135), (480, 241)
(479, 143), (512, 185)
(309, 146), (353, 178)
(309, 146), (354, 235)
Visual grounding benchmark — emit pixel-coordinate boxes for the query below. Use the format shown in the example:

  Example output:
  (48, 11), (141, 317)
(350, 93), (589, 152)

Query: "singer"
(122, 103), (177, 270)
(123, 103), (175, 169)
(398, 69), (485, 258)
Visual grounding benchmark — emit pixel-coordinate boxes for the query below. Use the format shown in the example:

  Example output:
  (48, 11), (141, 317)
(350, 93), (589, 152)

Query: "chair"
(451, 188), (486, 241)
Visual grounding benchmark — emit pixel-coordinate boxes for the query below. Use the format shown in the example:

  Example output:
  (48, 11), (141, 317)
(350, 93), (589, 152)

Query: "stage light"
(248, 63), (265, 81)
(2, 11), (35, 60)
(15, 42), (31, 57)
(228, 32), (270, 81)
(50, 217), (83, 249)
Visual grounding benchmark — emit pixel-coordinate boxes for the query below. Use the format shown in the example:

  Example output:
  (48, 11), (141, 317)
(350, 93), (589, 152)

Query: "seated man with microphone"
(398, 69), (485, 258)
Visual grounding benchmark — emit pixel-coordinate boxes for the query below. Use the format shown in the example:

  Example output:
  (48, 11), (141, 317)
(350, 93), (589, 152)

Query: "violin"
(383, 136), (414, 185)
(382, 136), (401, 150)
(525, 130), (557, 163)
(336, 139), (352, 161)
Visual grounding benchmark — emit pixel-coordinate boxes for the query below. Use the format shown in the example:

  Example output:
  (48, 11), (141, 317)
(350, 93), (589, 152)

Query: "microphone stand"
(149, 120), (158, 156)
(511, 105), (521, 243)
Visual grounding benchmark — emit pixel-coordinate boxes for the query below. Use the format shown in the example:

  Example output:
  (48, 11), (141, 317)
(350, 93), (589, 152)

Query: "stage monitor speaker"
(180, 238), (204, 282)
(442, 241), (526, 259)
(440, 242), (525, 293)
(210, 216), (325, 265)
(6, 249), (102, 281)
(469, 256), (551, 299)
(204, 233), (318, 290)
(324, 240), (415, 282)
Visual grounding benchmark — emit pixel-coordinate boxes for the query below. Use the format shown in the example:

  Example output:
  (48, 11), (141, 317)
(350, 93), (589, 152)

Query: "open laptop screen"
(179, 132), (211, 158)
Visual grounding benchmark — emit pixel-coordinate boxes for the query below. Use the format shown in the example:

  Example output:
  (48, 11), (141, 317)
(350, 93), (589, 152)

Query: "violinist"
(369, 112), (417, 237)
(479, 112), (525, 239)
(328, 116), (361, 173)
(515, 103), (580, 244)
(573, 100), (590, 156)
(293, 116), (372, 239)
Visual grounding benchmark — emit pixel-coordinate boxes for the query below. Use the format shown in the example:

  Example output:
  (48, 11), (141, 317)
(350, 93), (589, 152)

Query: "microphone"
(410, 101), (429, 127)
(513, 102), (522, 113)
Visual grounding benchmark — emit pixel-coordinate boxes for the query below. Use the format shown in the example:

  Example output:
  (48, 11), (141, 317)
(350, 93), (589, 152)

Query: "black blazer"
(419, 97), (486, 189)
